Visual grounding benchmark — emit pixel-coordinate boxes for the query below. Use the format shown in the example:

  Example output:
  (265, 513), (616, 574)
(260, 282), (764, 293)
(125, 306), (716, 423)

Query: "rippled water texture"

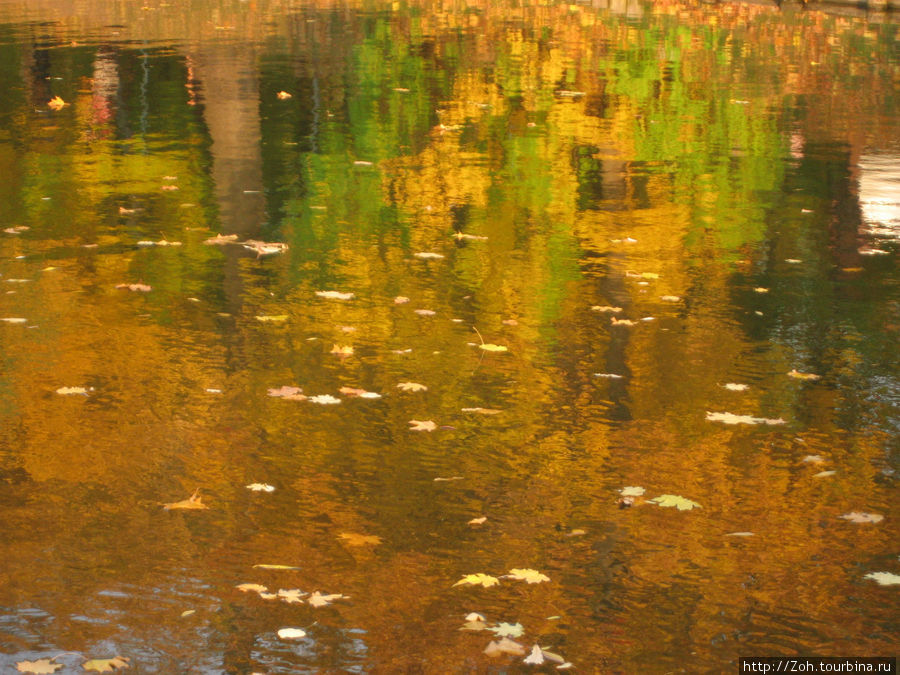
(0, 0), (897, 672)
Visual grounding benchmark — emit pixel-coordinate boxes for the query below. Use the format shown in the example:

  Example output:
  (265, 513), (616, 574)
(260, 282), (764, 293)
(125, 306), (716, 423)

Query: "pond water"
(0, 0), (897, 672)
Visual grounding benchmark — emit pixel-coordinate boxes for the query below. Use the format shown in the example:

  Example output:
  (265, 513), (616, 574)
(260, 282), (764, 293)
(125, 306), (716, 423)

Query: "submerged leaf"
(330, 344), (354, 355)
(453, 573), (500, 588)
(505, 568), (550, 584)
(338, 533), (382, 547)
(649, 494), (701, 511)
(82, 656), (130, 672)
(484, 638), (526, 657)
(163, 489), (209, 510)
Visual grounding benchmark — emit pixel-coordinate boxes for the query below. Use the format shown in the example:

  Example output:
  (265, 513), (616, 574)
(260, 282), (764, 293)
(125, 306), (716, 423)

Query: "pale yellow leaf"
(408, 419), (437, 431)
(252, 564), (300, 570)
(309, 394), (341, 405)
(163, 489), (209, 510)
(468, 516), (487, 525)
(315, 290), (354, 300)
(506, 568), (550, 584)
(397, 382), (427, 392)
(864, 571), (900, 586)
(706, 411), (785, 426)
(788, 369), (820, 381)
(590, 305), (622, 313)
(479, 343), (507, 352)
(307, 591), (345, 607)
(277, 588), (306, 603)
(460, 407), (501, 415)
(414, 252), (444, 260)
(330, 344), (354, 355)
(255, 315), (288, 322)
(236, 583), (268, 593)
(277, 628), (306, 639)
(245, 483), (275, 492)
(523, 644), (545, 665)
(649, 494), (701, 511)
(16, 658), (63, 673)
(840, 512), (883, 524)
(339, 533), (382, 546)
(56, 386), (88, 395)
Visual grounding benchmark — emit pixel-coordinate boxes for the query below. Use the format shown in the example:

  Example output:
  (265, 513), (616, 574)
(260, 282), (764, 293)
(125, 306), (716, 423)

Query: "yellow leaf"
(276, 588), (306, 603)
(460, 407), (501, 415)
(56, 386), (88, 395)
(649, 494), (702, 511)
(47, 96), (67, 110)
(330, 344), (354, 355)
(468, 516), (487, 525)
(163, 489), (209, 510)
(236, 583), (268, 593)
(276, 91), (292, 100)
(338, 533), (382, 546)
(307, 591), (346, 607)
(315, 290), (354, 300)
(82, 656), (130, 672)
(408, 419), (437, 431)
(453, 573), (499, 588)
(15, 659), (62, 674)
(590, 305), (622, 313)
(277, 627), (306, 639)
(839, 512), (883, 524)
(255, 315), (288, 322)
(479, 343), (508, 352)
(505, 568), (550, 584)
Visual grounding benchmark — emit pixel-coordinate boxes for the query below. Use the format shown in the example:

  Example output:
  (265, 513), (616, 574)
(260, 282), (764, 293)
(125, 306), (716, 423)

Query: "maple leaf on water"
(267, 386), (306, 401)
(864, 572), (900, 586)
(246, 483), (275, 492)
(408, 419), (437, 432)
(453, 573), (499, 588)
(203, 233), (239, 245)
(490, 622), (524, 638)
(47, 96), (67, 110)
(649, 494), (701, 511)
(840, 512), (884, 524)
(706, 411), (785, 426)
(236, 583), (268, 593)
(277, 588), (306, 604)
(163, 489), (209, 510)
(338, 387), (381, 399)
(339, 532), (382, 546)
(309, 394), (341, 405)
(82, 656), (130, 672)
(307, 591), (346, 607)
(397, 382), (427, 392)
(505, 568), (550, 584)
(16, 658), (63, 674)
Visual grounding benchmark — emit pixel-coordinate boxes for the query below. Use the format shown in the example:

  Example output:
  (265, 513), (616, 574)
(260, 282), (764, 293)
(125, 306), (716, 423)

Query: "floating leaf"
(726, 532), (755, 537)
(813, 470), (836, 478)
(591, 305), (622, 313)
(116, 283), (152, 292)
(82, 656), (130, 672)
(460, 407), (501, 415)
(801, 455), (825, 464)
(840, 512), (883, 524)
(484, 638), (526, 657)
(479, 343), (508, 352)
(276, 91), (292, 100)
(460, 617), (488, 631)
(414, 252), (444, 260)
(338, 533), (382, 546)
(1, 317), (28, 324)
(649, 494), (701, 511)
(246, 483), (275, 492)
(567, 529), (586, 537)
(453, 573), (500, 588)
(433, 476), (464, 482)
(397, 382), (427, 392)
(315, 290), (355, 300)
(864, 572), (900, 586)
(408, 419), (437, 432)
(610, 317), (635, 326)
(620, 486), (645, 496)
(180, 609), (195, 617)
(465, 612), (485, 622)
(753, 287), (769, 293)
(785, 258), (802, 264)
(706, 411), (785, 426)
(330, 345), (354, 355)
(523, 644), (545, 665)
(454, 232), (488, 241)
(163, 489), (209, 510)
(252, 564), (300, 570)
(788, 369), (820, 381)
(56, 386), (89, 395)
(505, 568), (550, 584)
(307, 591), (345, 607)
(277, 628), (306, 639)
(722, 383), (749, 391)
(468, 516), (487, 525)
(309, 395), (341, 405)
(594, 373), (623, 379)
(242, 240), (288, 256)
(47, 96), (67, 110)
(15, 658), (62, 674)
(490, 622), (525, 638)
(393, 296), (410, 304)
(277, 589), (306, 604)
(267, 386), (306, 401)
(660, 295), (681, 302)
(203, 233), (239, 245)
(339, 387), (381, 399)
(414, 309), (436, 316)
(236, 583), (268, 593)
(255, 315), (288, 322)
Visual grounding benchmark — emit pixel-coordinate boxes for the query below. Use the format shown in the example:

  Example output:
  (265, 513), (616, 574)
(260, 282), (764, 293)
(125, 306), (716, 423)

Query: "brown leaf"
(163, 489), (209, 510)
